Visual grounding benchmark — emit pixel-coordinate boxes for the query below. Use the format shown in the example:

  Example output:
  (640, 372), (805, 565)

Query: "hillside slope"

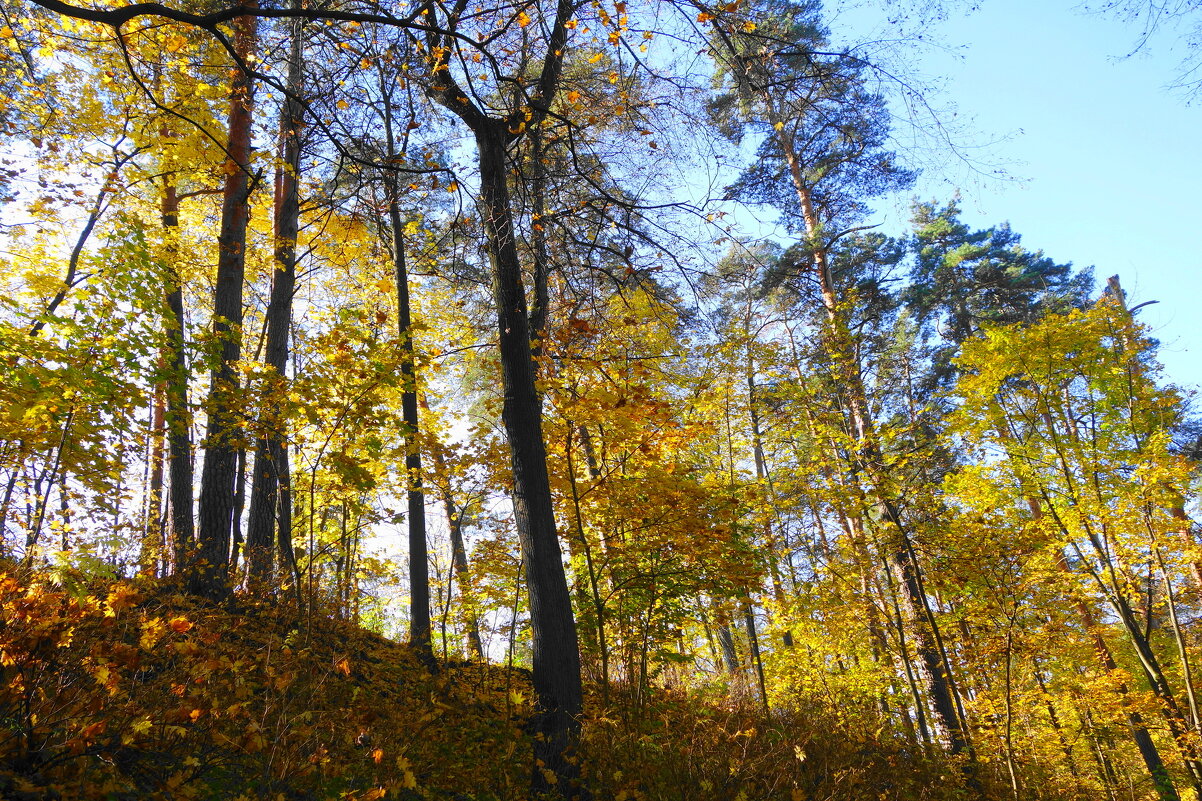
(0, 564), (990, 800)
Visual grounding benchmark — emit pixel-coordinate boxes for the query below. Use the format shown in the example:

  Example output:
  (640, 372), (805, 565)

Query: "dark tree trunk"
(377, 82), (433, 665)
(231, 446), (247, 570)
(478, 122), (584, 795)
(247, 12), (302, 589)
(161, 182), (195, 573)
(528, 125), (551, 370)
(391, 207), (432, 665)
(422, 0), (584, 789)
(193, 4), (258, 598)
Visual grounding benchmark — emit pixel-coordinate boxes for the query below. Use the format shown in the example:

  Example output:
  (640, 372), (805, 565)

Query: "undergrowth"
(0, 563), (1003, 800)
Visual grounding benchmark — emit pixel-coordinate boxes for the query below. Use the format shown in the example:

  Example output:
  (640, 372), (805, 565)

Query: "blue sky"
(837, 0), (1202, 392)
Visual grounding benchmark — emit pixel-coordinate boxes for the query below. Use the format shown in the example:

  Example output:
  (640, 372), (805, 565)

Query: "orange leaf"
(169, 616), (193, 633)
(105, 585), (141, 615)
(80, 721), (107, 740)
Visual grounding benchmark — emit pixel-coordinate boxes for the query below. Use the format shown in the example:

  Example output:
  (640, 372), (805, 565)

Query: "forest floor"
(0, 562), (999, 800)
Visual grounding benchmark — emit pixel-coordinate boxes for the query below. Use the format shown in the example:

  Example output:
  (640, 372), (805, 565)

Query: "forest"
(1, 0), (1199, 799)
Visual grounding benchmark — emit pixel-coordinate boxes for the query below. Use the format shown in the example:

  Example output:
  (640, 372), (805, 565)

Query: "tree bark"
(160, 182), (195, 574)
(392, 204), (432, 664)
(375, 79), (434, 664)
(193, 3), (258, 598)
(247, 10), (302, 590)
(422, 0), (585, 788)
(477, 122), (584, 794)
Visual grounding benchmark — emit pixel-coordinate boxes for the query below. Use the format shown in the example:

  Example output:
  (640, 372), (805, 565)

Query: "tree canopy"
(0, 1), (1198, 800)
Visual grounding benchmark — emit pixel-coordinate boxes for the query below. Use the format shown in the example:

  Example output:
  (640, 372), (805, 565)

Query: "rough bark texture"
(422, 0), (585, 790)
(193, 4), (258, 598)
(477, 124), (584, 795)
(247, 12), (302, 589)
(161, 182), (195, 573)
(391, 206), (432, 664)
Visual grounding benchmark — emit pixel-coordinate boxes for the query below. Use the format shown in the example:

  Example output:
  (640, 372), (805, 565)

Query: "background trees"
(1, 0), (1200, 798)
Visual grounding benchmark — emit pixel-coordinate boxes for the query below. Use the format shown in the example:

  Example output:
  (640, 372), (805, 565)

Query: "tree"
(191, 3), (259, 598)
(416, 0), (586, 792)
(951, 299), (1202, 798)
(905, 199), (1092, 395)
(245, 7), (304, 592)
(705, 0), (973, 754)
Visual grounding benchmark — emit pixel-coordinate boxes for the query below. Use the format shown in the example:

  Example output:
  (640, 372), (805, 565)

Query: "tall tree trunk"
(764, 102), (971, 753)
(478, 121), (583, 795)
(161, 182), (195, 574)
(423, 0), (583, 788)
(193, 3), (258, 598)
(1081, 604), (1179, 801)
(528, 124), (552, 372)
(392, 211), (432, 664)
(377, 84), (433, 665)
(247, 11), (302, 589)
(818, 224), (965, 751)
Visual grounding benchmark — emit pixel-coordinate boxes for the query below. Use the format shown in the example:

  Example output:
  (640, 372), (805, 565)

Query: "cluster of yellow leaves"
(1, 560), (997, 800)
(0, 563), (531, 800)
